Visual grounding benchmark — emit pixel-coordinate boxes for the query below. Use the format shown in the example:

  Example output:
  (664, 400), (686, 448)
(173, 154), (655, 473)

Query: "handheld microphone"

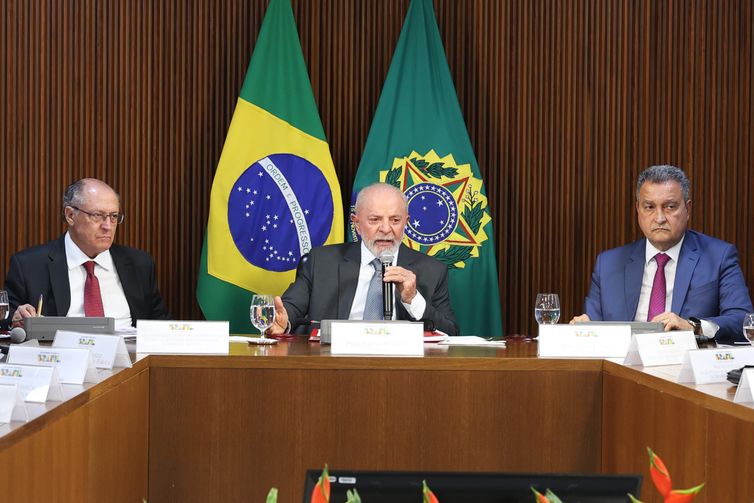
(10, 326), (26, 344)
(380, 253), (394, 320)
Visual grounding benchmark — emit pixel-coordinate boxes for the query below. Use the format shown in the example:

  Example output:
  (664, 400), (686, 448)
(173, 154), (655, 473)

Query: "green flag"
(351, 0), (503, 336)
(197, 0), (343, 334)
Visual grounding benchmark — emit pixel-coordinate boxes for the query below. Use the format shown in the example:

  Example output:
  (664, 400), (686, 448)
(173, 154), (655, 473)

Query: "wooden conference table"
(0, 338), (751, 503)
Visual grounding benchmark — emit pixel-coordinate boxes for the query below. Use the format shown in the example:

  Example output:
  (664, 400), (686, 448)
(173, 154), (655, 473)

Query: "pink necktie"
(647, 253), (670, 321)
(83, 261), (105, 317)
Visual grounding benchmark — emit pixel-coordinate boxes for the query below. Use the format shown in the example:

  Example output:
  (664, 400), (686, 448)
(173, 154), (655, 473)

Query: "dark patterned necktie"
(647, 253), (670, 321)
(83, 261), (105, 317)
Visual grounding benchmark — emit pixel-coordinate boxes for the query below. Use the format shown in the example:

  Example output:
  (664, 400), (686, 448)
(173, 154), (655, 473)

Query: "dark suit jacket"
(5, 237), (170, 326)
(584, 230), (753, 343)
(281, 242), (459, 336)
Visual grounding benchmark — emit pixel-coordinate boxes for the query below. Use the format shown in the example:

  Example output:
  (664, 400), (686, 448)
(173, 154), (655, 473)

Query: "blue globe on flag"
(405, 183), (459, 245)
(227, 153), (334, 272)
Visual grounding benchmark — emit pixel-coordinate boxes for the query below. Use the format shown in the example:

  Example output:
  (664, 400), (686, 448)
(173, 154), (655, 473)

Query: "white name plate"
(734, 369), (754, 404)
(53, 331), (132, 369)
(136, 320), (229, 355)
(0, 384), (29, 424)
(678, 347), (754, 384)
(330, 321), (424, 356)
(0, 364), (64, 402)
(7, 346), (99, 385)
(624, 331), (698, 367)
(538, 324), (632, 358)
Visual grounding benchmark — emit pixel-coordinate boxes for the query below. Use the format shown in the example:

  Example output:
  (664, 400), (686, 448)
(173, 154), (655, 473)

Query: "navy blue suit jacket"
(584, 230), (753, 344)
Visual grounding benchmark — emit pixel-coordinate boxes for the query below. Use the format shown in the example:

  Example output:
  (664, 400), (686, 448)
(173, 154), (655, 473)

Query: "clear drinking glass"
(0, 291), (9, 323)
(534, 293), (560, 325)
(250, 294), (276, 341)
(743, 313), (754, 345)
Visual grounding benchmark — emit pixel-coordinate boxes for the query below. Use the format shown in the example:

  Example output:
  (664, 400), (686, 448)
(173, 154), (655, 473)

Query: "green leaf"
(627, 493), (644, 503)
(432, 246), (472, 268)
(345, 488), (362, 503)
(462, 201), (484, 234)
(265, 488), (278, 503)
(544, 489), (564, 503)
(385, 166), (402, 187)
(443, 167), (458, 177)
(411, 157), (429, 169)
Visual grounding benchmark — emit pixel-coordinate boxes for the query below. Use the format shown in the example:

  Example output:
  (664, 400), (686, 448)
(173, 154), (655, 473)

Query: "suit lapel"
(672, 232), (700, 314)
(337, 243), (361, 318)
(624, 240), (645, 320)
(48, 238), (71, 315)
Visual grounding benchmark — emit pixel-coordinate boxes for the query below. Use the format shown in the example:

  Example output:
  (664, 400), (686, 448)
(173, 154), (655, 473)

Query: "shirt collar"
(64, 232), (114, 271)
(359, 241), (399, 266)
(645, 234), (685, 265)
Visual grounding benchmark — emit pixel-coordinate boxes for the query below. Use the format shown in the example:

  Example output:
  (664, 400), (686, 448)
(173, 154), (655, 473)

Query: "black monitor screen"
(302, 470), (642, 503)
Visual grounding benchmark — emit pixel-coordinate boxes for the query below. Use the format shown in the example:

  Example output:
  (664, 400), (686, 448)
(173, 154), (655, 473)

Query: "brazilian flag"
(197, 0), (343, 334)
(351, 0), (503, 336)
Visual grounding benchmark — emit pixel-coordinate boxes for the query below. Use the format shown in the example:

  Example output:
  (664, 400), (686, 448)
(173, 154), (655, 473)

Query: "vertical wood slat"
(1, 0), (752, 337)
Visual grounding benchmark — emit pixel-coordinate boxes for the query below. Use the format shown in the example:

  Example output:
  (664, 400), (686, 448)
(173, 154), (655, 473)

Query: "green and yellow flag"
(197, 0), (343, 333)
(351, 0), (503, 336)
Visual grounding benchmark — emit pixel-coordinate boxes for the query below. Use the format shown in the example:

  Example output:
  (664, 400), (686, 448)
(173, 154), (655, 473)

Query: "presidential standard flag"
(197, 0), (343, 333)
(351, 0), (503, 336)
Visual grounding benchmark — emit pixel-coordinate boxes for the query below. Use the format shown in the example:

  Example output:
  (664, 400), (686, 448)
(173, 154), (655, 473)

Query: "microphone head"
(379, 253), (394, 266)
(10, 326), (26, 344)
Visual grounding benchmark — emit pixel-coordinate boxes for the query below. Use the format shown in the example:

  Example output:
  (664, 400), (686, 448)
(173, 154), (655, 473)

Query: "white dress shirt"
(64, 233), (133, 330)
(348, 241), (427, 320)
(634, 235), (717, 336)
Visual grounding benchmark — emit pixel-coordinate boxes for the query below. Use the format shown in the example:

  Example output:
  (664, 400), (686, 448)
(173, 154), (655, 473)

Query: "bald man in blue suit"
(572, 166), (753, 344)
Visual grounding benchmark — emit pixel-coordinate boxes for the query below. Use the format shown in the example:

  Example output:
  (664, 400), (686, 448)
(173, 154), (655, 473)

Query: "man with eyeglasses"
(5, 178), (170, 329)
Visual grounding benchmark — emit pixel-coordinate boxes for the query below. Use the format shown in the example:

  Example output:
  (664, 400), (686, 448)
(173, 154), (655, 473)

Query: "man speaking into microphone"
(268, 183), (458, 336)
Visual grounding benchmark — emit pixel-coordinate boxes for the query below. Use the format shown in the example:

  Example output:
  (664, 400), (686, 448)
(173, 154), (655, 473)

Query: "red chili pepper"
(647, 447), (672, 497)
(310, 465), (330, 503)
(422, 480), (440, 503)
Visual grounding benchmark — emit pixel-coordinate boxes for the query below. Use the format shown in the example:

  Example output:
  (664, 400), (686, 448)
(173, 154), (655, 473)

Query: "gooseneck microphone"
(380, 253), (395, 320)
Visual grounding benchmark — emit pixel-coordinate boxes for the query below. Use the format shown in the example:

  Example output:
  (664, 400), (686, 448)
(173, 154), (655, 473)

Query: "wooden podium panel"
(148, 352), (603, 502)
(705, 409), (754, 501)
(2, 340), (754, 502)
(0, 363), (150, 502)
(602, 362), (754, 503)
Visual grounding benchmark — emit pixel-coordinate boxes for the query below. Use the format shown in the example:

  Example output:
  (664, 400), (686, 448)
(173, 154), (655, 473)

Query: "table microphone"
(10, 326), (26, 344)
(380, 253), (394, 320)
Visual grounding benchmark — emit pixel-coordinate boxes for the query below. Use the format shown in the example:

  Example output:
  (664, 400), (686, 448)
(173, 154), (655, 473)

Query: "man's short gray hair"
(354, 183), (408, 213)
(635, 165), (690, 202)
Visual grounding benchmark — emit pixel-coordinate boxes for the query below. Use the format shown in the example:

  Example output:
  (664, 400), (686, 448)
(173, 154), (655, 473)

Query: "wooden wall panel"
(2, 0), (753, 336)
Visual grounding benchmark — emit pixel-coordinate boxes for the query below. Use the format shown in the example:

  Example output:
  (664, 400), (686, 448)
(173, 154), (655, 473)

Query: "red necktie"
(647, 253), (670, 321)
(83, 261), (105, 317)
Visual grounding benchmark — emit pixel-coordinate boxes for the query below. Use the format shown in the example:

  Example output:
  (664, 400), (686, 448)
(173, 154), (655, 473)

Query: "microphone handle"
(381, 262), (393, 320)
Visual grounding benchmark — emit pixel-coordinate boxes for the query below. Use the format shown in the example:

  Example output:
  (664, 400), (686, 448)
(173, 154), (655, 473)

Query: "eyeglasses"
(70, 206), (125, 224)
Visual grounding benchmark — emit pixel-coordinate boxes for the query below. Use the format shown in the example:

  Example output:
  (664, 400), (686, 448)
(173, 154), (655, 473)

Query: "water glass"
(0, 291), (8, 322)
(250, 294), (276, 340)
(743, 313), (754, 345)
(534, 293), (560, 325)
